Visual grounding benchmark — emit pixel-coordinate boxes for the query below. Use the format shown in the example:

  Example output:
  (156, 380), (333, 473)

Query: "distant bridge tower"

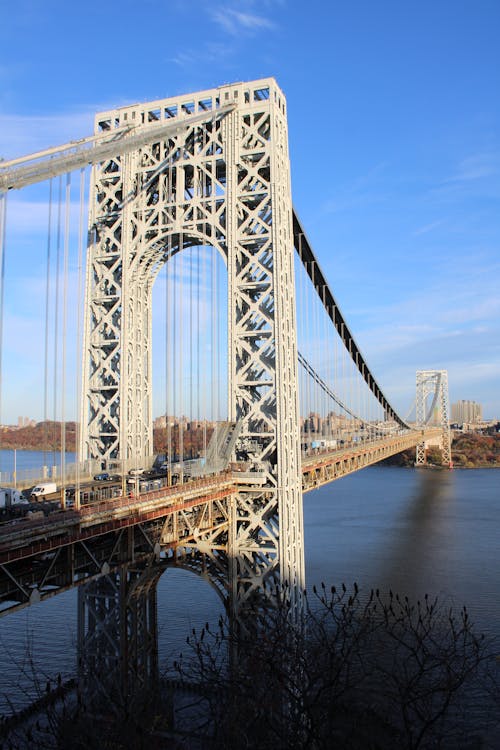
(415, 370), (452, 467)
(80, 79), (304, 613)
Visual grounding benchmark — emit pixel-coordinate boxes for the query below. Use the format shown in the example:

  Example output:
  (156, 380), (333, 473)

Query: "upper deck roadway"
(0, 429), (440, 577)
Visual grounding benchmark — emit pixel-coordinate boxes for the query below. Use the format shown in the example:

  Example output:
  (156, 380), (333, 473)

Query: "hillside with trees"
(0, 421), (214, 458)
(2, 422), (499, 468)
(0, 421), (77, 452)
(385, 431), (500, 468)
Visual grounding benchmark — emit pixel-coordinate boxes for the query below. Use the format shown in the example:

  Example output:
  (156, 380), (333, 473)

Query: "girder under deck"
(0, 429), (440, 617)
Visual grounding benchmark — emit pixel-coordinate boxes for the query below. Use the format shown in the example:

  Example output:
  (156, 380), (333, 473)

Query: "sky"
(0, 0), (499, 423)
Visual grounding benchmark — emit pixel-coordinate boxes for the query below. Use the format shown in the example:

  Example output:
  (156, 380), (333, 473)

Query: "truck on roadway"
(0, 487), (28, 508)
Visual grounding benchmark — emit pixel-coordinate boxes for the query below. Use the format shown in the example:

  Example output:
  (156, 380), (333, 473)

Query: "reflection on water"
(375, 469), (456, 599)
(0, 466), (498, 719)
(305, 466), (500, 637)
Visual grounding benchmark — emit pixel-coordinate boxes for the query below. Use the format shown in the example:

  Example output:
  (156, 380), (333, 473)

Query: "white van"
(31, 482), (57, 499)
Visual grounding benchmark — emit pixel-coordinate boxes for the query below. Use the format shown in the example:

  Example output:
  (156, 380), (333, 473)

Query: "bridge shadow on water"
(372, 468), (456, 603)
(2, 533), (499, 749)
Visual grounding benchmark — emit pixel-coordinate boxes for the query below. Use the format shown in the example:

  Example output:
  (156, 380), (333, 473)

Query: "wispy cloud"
(322, 162), (390, 214)
(168, 3), (281, 69)
(426, 151), (500, 204)
(445, 152), (500, 184)
(0, 99), (133, 163)
(211, 7), (276, 36)
(169, 41), (235, 69)
(413, 219), (446, 236)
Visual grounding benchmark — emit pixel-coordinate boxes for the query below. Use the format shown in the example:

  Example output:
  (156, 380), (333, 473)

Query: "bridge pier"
(77, 563), (162, 716)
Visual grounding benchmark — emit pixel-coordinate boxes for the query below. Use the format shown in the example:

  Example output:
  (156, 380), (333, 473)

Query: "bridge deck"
(301, 428), (441, 491)
(0, 429), (440, 566)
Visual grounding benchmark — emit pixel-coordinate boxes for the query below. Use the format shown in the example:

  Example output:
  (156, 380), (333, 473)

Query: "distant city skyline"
(4, 398), (497, 433)
(451, 400), (484, 424)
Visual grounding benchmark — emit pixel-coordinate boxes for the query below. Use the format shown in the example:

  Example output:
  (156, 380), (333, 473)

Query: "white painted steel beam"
(0, 105), (234, 191)
(79, 79), (304, 617)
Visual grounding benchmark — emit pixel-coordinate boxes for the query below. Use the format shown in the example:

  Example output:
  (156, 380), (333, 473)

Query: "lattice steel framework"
(77, 564), (161, 712)
(415, 369), (452, 466)
(80, 79), (304, 613)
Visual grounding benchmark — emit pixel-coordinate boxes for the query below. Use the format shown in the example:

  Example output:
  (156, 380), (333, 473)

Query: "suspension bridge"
(0, 78), (451, 624)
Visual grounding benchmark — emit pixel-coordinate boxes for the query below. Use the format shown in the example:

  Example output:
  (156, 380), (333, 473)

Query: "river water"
(0, 460), (498, 716)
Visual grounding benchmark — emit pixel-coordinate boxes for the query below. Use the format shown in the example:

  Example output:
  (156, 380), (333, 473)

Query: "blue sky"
(1, 0), (499, 422)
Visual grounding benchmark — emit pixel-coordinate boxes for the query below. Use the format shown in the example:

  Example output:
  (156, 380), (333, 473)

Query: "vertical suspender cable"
(220, 253), (224, 424)
(166, 239), (172, 481)
(75, 168), (86, 509)
(304, 262), (310, 448)
(196, 246), (201, 449)
(334, 304), (339, 443)
(189, 247), (193, 458)
(52, 176), (63, 473)
(312, 262), (319, 439)
(322, 286), (328, 440)
(202, 247), (207, 459)
(178, 245), (184, 481)
(212, 246), (217, 459)
(43, 180), (53, 467)
(173, 244), (178, 474)
(304, 261), (310, 443)
(165, 244), (173, 482)
(167, 252), (171, 473)
(0, 192), (6, 434)
(60, 173), (71, 500)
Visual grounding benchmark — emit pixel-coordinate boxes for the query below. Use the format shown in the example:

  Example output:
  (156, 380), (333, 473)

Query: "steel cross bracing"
(415, 370), (452, 466)
(0, 105), (235, 192)
(76, 79), (304, 618)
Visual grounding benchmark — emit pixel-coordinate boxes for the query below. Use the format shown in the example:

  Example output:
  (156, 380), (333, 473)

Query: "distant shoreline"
(384, 431), (500, 470)
(2, 424), (499, 468)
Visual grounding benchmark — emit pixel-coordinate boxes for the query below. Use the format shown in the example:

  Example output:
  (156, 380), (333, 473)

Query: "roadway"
(0, 428), (442, 565)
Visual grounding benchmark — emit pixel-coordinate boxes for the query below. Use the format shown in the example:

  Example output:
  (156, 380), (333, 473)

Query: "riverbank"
(0, 422), (77, 452)
(0, 421), (213, 456)
(3, 424), (499, 468)
(384, 432), (500, 468)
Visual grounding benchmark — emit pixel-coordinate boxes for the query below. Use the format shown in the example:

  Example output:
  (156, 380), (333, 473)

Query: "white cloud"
(169, 41), (235, 69)
(413, 219), (446, 236)
(211, 7), (275, 36)
(321, 162), (390, 214)
(445, 152), (500, 183)
(426, 151), (500, 204)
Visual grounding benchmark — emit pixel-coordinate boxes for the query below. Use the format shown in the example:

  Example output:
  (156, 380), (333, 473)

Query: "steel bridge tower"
(80, 79), (304, 612)
(415, 369), (452, 467)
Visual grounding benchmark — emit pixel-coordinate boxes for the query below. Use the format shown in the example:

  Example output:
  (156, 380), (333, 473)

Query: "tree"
(172, 585), (500, 749)
(3, 586), (499, 749)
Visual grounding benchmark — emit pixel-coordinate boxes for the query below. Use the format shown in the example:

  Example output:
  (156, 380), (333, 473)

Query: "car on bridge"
(93, 472), (120, 481)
